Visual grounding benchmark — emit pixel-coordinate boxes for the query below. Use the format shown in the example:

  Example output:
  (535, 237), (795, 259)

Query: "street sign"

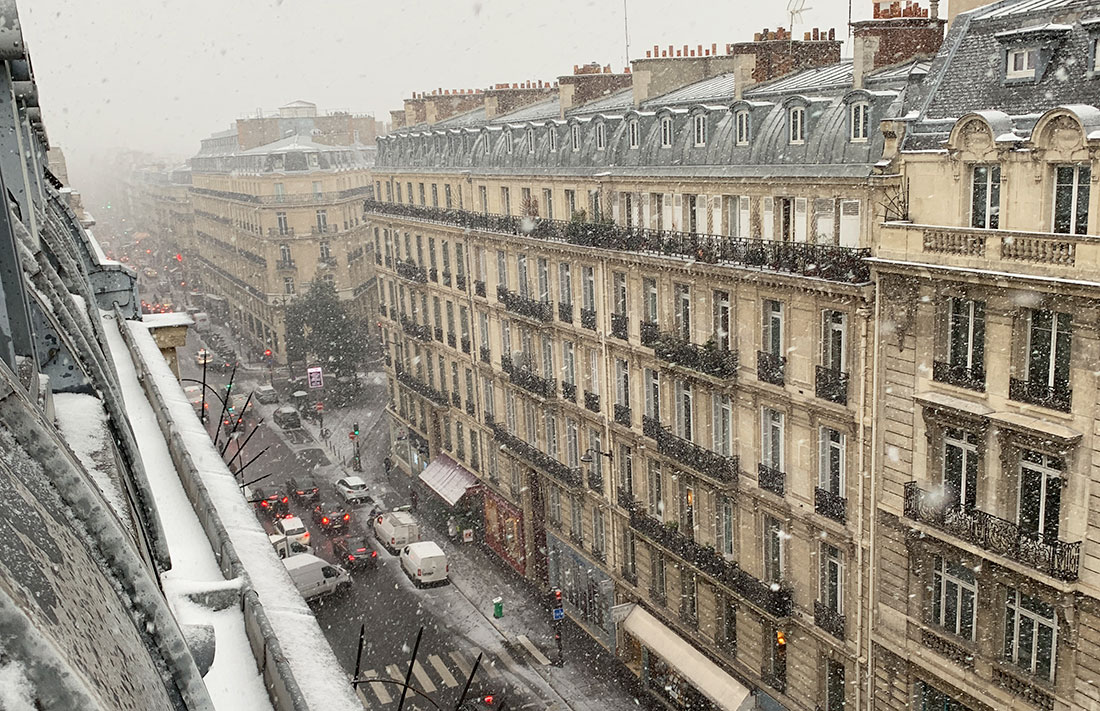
(307, 366), (324, 389)
(552, 608), (564, 621)
(315, 402), (324, 411)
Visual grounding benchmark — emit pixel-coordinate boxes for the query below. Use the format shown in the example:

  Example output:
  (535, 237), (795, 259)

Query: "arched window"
(570, 124), (580, 151)
(628, 118), (640, 149)
(693, 114), (707, 147)
(789, 107), (806, 144)
(660, 116), (674, 147)
(735, 110), (751, 145)
(850, 102), (870, 142)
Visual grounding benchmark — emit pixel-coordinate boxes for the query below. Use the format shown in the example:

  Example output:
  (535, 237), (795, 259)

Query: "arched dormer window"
(547, 124), (558, 151)
(506, 129), (514, 154)
(789, 106), (806, 145)
(595, 121), (606, 150)
(483, 130), (492, 155)
(570, 124), (580, 151)
(660, 116), (674, 147)
(850, 102), (870, 142)
(628, 118), (640, 149)
(526, 126), (535, 153)
(692, 112), (707, 147)
(734, 108), (751, 145)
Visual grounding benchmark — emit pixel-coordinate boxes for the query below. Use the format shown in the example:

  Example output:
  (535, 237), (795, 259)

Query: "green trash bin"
(492, 597), (503, 619)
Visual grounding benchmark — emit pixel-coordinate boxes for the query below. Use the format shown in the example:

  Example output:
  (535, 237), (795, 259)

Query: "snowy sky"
(22, 0), (910, 192)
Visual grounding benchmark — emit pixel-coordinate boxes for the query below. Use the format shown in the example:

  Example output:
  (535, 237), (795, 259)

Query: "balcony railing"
(451, 392), (462, 408)
(558, 302), (574, 323)
(395, 367), (449, 407)
(396, 260), (427, 283)
(580, 308), (597, 330)
(1009, 377), (1072, 413)
(434, 326), (444, 342)
(479, 345), (491, 364)
(275, 259), (296, 271)
(814, 601), (846, 640)
(587, 468), (603, 493)
(455, 274), (467, 291)
(648, 418), (739, 485)
(441, 270), (452, 287)
(758, 464), (785, 496)
(654, 333), (738, 379)
(561, 381), (577, 403)
(611, 313), (628, 340)
(814, 487), (847, 524)
(400, 317), (433, 342)
(318, 255), (339, 268)
(757, 351), (786, 386)
(466, 401), (476, 416)
(363, 200), (872, 284)
(903, 481), (1081, 581)
(815, 366), (849, 405)
(614, 403), (632, 427)
(474, 279), (486, 297)
(640, 320), (659, 347)
(267, 227), (295, 237)
(501, 356), (556, 398)
(933, 360), (986, 392)
(498, 289), (553, 322)
(921, 629), (975, 670)
(447, 333), (457, 348)
(429, 267), (438, 282)
(624, 501), (793, 618)
(584, 390), (600, 412)
(488, 418), (583, 488)
(460, 336), (471, 354)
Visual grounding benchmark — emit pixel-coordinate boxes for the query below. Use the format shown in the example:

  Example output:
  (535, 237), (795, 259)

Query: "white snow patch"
(52, 392), (130, 531)
(0, 659), (36, 711)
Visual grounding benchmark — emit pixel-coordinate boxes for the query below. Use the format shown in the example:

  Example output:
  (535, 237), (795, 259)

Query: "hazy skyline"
(25, 0), (891, 197)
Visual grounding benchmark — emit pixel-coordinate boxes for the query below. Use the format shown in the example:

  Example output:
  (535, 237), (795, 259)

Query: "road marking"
(516, 634), (552, 666)
(361, 670), (392, 704)
(449, 650), (473, 680)
(412, 660), (436, 694)
(429, 654), (458, 687)
(496, 643), (520, 670)
(385, 664), (404, 682)
(469, 646), (501, 678)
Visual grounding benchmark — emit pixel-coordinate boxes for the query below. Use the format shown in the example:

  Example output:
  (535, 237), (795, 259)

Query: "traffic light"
(263, 349), (272, 358)
(175, 253), (183, 262)
(551, 587), (563, 610)
(483, 695), (494, 705)
(354, 421), (360, 436)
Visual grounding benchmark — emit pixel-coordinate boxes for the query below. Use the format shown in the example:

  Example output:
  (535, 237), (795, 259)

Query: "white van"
(193, 312), (211, 332)
(373, 511), (420, 553)
(283, 553), (350, 600)
(269, 533), (312, 559)
(399, 541), (449, 586)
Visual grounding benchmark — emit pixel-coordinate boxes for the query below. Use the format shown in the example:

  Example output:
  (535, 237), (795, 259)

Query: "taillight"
(260, 501), (268, 508)
(484, 695), (494, 705)
(321, 516), (330, 525)
(391, 537), (395, 545)
(417, 568), (422, 576)
(281, 496), (288, 504)
(371, 551), (378, 558)
(296, 490), (305, 495)
(348, 555), (356, 561)
(445, 564), (449, 573)
(302, 532), (310, 542)
(343, 513), (350, 521)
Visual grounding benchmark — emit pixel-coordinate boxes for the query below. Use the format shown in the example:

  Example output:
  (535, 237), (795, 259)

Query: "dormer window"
(595, 122), (606, 150)
(526, 127), (535, 153)
(850, 102), (870, 142)
(571, 124), (580, 151)
(735, 110), (751, 145)
(548, 126), (557, 151)
(1007, 47), (1037, 79)
(693, 114), (707, 147)
(484, 132), (491, 154)
(506, 129), (514, 154)
(660, 116), (674, 147)
(789, 107), (806, 145)
(628, 118), (640, 149)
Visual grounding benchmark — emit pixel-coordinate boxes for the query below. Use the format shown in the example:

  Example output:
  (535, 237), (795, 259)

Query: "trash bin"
(492, 597), (503, 619)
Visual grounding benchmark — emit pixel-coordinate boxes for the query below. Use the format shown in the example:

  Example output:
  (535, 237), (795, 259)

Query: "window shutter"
(839, 200), (861, 246)
(795, 198), (808, 242)
(739, 196), (751, 238)
(763, 197), (774, 241)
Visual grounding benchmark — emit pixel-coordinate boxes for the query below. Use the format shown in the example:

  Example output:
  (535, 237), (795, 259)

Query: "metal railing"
(584, 390), (600, 412)
(933, 361), (986, 392)
(815, 366), (849, 405)
(395, 367), (449, 407)
(646, 417), (739, 485)
(611, 313), (628, 340)
(1008, 377), (1072, 413)
(498, 288), (553, 322)
(654, 332), (738, 379)
(400, 317), (432, 342)
(396, 260), (427, 283)
(488, 417), (583, 488)
(474, 279), (486, 297)
(561, 381), (577, 402)
(640, 320), (659, 346)
(581, 308), (597, 330)
(814, 487), (847, 524)
(614, 403), (632, 427)
(814, 601), (846, 640)
(558, 302), (574, 323)
(275, 259), (296, 271)
(758, 351), (786, 386)
(758, 463), (785, 496)
(502, 359), (556, 398)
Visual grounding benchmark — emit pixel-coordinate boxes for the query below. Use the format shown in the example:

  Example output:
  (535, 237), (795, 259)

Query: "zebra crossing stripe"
(412, 660), (437, 694)
(449, 650), (472, 680)
(361, 670), (392, 704)
(385, 664), (404, 682)
(429, 654), (458, 688)
(516, 634), (552, 666)
(469, 647), (502, 678)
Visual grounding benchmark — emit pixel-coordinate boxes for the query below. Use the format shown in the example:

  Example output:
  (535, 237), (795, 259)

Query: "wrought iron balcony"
(814, 487), (847, 524)
(375, 252), (382, 266)
(488, 419), (583, 488)
(611, 313), (628, 340)
(757, 351), (786, 386)
(461, 336), (471, 354)
(508, 364), (556, 399)
(647, 418), (739, 485)
(275, 258), (296, 271)
(932, 360), (986, 392)
(396, 259), (427, 283)
(498, 289), (553, 322)
(920, 629), (975, 670)
(400, 316), (432, 342)
(584, 390), (600, 412)
(479, 345), (491, 364)
(587, 468), (603, 493)
(1009, 377), (1072, 413)
(447, 332), (457, 348)
(815, 366), (849, 405)
(580, 308), (597, 330)
(903, 481), (1081, 581)
(441, 270), (452, 286)
(395, 368), (449, 407)
(814, 601), (846, 640)
(654, 333), (739, 379)
(429, 267), (438, 282)
(614, 403), (632, 427)
(455, 274), (468, 291)
(558, 302), (574, 323)
(625, 503), (792, 618)
(474, 279), (486, 297)
(434, 326), (444, 342)
(561, 381), (577, 402)
(363, 200), (872, 284)
(318, 255), (339, 268)
(465, 401), (475, 417)
(758, 464), (785, 496)
(451, 392), (462, 408)
(640, 320), (659, 347)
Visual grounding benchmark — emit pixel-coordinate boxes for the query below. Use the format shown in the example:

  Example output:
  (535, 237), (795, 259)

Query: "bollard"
(492, 597), (503, 619)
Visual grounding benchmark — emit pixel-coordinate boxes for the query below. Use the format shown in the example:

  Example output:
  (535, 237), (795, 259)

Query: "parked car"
(255, 385), (278, 404)
(311, 500), (350, 534)
(252, 486), (289, 517)
(332, 535), (378, 571)
(400, 541), (449, 587)
(270, 533), (312, 559)
(286, 473), (321, 505)
(274, 515), (310, 547)
(192, 312), (211, 332)
(373, 511), (420, 553)
(335, 476), (371, 504)
(283, 553), (350, 601)
(195, 349), (216, 367)
(273, 406), (301, 430)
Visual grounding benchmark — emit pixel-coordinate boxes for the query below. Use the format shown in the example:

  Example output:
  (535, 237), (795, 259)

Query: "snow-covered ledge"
(115, 308), (360, 711)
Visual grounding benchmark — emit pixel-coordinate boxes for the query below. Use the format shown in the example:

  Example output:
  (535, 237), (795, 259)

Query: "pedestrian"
(410, 488), (418, 511)
(383, 456), (392, 473)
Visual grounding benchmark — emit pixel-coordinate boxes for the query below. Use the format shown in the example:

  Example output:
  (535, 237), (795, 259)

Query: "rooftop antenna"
(623, 0), (630, 69)
(787, 0), (811, 51)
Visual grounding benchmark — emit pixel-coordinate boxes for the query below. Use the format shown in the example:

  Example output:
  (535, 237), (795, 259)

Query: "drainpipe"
(865, 260), (885, 709)
(855, 296), (871, 711)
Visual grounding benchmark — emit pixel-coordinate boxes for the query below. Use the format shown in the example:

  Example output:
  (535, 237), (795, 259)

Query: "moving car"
(252, 486), (289, 517)
(274, 515), (310, 547)
(283, 553), (350, 601)
(273, 406), (301, 430)
(332, 535), (378, 571)
(255, 385), (278, 404)
(311, 500), (350, 535)
(269, 533), (312, 559)
(334, 475), (370, 504)
(286, 473), (321, 505)
(195, 349), (216, 367)
(399, 541), (449, 587)
(373, 511), (420, 553)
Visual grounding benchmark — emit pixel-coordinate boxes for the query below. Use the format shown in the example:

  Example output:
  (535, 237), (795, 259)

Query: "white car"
(275, 515), (311, 547)
(335, 476), (370, 504)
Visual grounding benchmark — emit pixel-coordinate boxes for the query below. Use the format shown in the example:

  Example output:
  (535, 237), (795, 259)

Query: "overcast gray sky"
(24, 0), (875, 191)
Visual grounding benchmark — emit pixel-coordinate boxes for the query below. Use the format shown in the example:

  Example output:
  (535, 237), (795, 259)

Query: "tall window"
(735, 110), (751, 145)
(1018, 451), (1063, 539)
(479, 186), (488, 213)
(592, 508), (606, 558)
(562, 341), (575, 385)
(660, 116), (673, 147)
(618, 444), (633, 497)
(283, 277), (295, 295)
(850, 101), (869, 142)
(1026, 309), (1072, 391)
(931, 556), (976, 640)
(693, 114), (707, 147)
(825, 660), (846, 711)
(1004, 589), (1057, 681)
(763, 299), (784, 357)
(943, 427), (979, 511)
(822, 310), (847, 373)
(595, 122), (606, 150)
(948, 298), (985, 378)
(712, 394), (732, 456)
(628, 118), (640, 148)
(674, 283), (691, 341)
(525, 127), (535, 153)
(543, 188), (554, 219)
(820, 543), (843, 614)
(644, 368), (660, 419)
(537, 258), (550, 303)
(680, 568), (698, 622)
(647, 460), (663, 518)
(971, 165), (1000, 229)
(570, 124), (580, 151)
(615, 359), (630, 408)
(711, 290), (731, 350)
(652, 551), (666, 600)
(501, 187), (512, 216)
(276, 211), (289, 235)
(764, 515), (784, 583)
(565, 418), (579, 467)
(612, 271), (627, 315)
(547, 126), (557, 151)
(496, 250), (508, 291)
(819, 427), (845, 495)
(558, 263), (571, 305)
(444, 184), (453, 208)
(674, 380), (692, 441)
(718, 497), (734, 557)
(1053, 165), (1090, 234)
(549, 487), (562, 526)
(643, 277), (658, 324)
(314, 209), (328, 233)
(767, 625), (787, 691)
(762, 408), (784, 471)
(279, 243), (291, 262)
(789, 106), (806, 144)
(582, 266), (595, 312)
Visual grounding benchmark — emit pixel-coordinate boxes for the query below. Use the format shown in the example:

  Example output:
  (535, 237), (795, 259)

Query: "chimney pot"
(697, 44), (702, 55)
(726, 43), (732, 53)
(683, 44), (688, 55)
(668, 44), (673, 55)
(704, 49), (710, 56)
(712, 42), (717, 55)
(647, 50), (652, 57)
(829, 28), (835, 40)
(653, 44), (659, 56)
(690, 49), (695, 57)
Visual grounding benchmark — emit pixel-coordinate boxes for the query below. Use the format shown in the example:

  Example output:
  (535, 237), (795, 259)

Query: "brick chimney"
(852, 1), (946, 88)
(401, 89), (486, 126)
(558, 63), (633, 116)
(484, 81), (558, 119)
(389, 109), (407, 130)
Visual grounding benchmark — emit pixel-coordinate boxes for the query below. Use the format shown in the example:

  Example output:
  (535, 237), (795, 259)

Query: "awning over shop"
(622, 605), (752, 711)
(418, 454), (479, 506)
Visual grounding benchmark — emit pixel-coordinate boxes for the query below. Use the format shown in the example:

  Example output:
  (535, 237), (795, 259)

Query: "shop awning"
(418, 454), (479, 506)
(622, 605), (752, 711)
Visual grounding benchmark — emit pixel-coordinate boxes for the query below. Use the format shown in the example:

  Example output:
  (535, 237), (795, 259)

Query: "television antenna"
(787, 0), (811, 44)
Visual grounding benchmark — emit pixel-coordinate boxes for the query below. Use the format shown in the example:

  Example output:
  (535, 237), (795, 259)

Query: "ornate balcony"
(434, 326), (444, 342)
(318, 255), (339, 269)
(757, 351), (786, 386)
(474, 279), (486, 297)
(758, 464), (785, 496)
(465, 401), (476, 417)
(441, 270), (452, 287)
(932, 360), (986, 392)
(558, 302), (574, 323)
(1009, 377), (1072, 413)
(903, 482), (1081, 581)
(580, 308), (597, 330)
(275, 259), (296, 271)
(395, 367), (449, 407)
(815, 366), (849, 405)
(614, 403), (632, 427)
(648, 418), (739, 485)
(498, 289), (553, 322)
(921, 629), (974, 670)
(501, 356), (556, 398)
(429, 267), (438, 282)
(611, 313), (628, 340)
(400, 317), (432, 343)
(561, 381), (577, 402)
(479, 345), (491, 364)
(363, 200), (872, 284)
(587, 468), (603, 493)
(488, 418), (583, 488)
(396, 259), (427, 283)
(455, 274), (467, 291)
(654, 333), (738, 379)
(640, 320), (659, 347)
(814, 487), (847, 524)
(814, 601), (846, 640)
(447, 332), (457, 348)
(584, 390), (600, 412)
(460, 336), (471, 354)
(451, 392), (462, 408)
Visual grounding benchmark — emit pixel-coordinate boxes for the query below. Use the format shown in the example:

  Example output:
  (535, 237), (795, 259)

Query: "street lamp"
(579, 448), (613, 463)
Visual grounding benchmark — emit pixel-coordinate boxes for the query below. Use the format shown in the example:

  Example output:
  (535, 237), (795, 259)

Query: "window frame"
(1004, 588), (1057, 681)
(850, 101), (870, 142)
(660, 116), (674, 148)
(693, 113), (707, 147)
(735, 110), (751, 146)
(788, 106), (806, 145)
(628, 118), (640, 149)
(931, 556), (977, 641)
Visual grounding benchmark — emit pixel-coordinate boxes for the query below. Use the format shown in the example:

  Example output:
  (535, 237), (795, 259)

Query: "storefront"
(483, 489), (525, 576)
(620, 605), (753, 711)
(417, 454), (482, 535)
(390, 420), (429, 474)
(546, 533), (615, 649)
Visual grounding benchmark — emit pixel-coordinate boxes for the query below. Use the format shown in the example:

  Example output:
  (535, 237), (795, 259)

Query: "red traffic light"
(554, 588), (562, 602)
(321, 516), (330, 525)
(483, 695), (494, 705)
(175, 253), (183, 262)
(343, 513), (351, 521)
(263, 349), (272, 357)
